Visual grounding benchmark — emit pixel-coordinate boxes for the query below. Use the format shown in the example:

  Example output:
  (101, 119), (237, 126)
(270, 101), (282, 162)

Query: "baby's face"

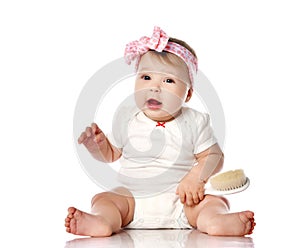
(134, 52), (191, 122)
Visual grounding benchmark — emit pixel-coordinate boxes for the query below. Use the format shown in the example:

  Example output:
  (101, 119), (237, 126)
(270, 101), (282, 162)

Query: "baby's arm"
(78, 123), (122, 163)
(176, 143), (224, 206)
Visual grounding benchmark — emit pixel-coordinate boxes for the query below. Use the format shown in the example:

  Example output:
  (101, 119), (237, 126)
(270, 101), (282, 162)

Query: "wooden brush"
(205, 169), (250, 195)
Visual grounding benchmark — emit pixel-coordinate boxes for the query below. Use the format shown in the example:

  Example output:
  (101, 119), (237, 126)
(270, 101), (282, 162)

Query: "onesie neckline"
(137, 109), (185, 127)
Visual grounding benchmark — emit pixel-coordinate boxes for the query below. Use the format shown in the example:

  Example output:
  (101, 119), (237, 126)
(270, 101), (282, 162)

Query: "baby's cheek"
(163, 94), (184, 113)
(134, 90), (146, 109)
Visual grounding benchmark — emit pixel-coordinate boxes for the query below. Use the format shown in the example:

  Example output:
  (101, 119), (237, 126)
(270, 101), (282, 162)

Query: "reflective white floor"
(65, 229), (254, 248)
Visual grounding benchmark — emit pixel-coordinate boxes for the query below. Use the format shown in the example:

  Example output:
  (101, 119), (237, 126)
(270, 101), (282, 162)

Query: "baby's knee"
(91, 192), (114, 205)
(91, 187), (134, 206)
(204, 195), (230, 209)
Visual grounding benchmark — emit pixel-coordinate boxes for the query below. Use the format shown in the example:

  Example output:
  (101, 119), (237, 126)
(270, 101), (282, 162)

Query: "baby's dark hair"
(169, 37), (197, 59)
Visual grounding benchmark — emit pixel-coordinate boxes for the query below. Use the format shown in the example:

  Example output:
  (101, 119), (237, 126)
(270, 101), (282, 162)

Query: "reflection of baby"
(65, 26), (255, 236)
(65, 229), (254, 248)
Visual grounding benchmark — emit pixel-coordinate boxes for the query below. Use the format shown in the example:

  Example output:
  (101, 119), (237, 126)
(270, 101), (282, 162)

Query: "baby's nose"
(150, 87), (161, 93)
(149, 80), (161, 92)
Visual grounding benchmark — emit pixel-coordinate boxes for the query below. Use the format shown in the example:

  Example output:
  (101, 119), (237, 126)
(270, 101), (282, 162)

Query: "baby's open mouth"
(146, 98), (162, 110)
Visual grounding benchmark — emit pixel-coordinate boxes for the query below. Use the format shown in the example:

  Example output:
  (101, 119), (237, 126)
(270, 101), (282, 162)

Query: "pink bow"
(124, 26), (169, 64)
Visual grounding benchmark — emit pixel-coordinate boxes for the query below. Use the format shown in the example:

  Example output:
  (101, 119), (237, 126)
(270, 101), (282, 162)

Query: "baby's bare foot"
(207, 211), (256, 236)
(65, 207), (113, 237)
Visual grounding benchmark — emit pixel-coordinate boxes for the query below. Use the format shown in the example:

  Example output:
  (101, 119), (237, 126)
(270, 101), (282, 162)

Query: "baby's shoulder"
(181, 107), (210, 123)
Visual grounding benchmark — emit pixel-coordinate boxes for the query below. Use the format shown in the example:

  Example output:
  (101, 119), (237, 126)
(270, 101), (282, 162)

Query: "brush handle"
(204, 177), (250, 196)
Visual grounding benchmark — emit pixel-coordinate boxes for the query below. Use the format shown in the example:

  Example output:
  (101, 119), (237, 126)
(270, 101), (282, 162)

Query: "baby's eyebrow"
(137, 66), (151, 71)
(138, 69), (176, 77)
(137, 69), (154, 74)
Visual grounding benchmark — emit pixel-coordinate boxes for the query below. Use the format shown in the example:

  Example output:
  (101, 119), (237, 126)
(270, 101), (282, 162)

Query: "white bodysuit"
(107, 106), (217, 228)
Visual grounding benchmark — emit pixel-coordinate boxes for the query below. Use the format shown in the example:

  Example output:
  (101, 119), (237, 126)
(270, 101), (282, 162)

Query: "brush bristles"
(209, 169), (247, 191)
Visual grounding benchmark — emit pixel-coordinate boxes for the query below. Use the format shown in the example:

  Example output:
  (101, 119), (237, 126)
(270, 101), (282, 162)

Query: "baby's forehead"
(137, 53), (190, 83)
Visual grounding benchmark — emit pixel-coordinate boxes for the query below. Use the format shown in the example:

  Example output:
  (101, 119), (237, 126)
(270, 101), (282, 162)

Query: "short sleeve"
(192, 112), (217, 154)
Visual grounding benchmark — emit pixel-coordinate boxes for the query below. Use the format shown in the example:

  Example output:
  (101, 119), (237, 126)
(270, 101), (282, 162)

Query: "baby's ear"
(185, 88), (193, 102)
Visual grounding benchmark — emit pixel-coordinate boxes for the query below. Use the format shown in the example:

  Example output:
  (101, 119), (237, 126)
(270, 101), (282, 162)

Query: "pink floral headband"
(124, 26), (198, 85)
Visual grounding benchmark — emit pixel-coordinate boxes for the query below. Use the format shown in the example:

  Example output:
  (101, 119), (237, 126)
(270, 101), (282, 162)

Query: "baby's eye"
(142, 75), (151, 80)
(164, 78), (175, 84)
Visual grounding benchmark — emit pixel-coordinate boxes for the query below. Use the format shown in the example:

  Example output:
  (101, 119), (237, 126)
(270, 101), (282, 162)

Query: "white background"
(1, 0), (299, 247)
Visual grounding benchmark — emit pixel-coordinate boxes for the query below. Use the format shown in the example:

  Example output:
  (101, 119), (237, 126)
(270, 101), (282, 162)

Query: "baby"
(65, 26), (255, 237)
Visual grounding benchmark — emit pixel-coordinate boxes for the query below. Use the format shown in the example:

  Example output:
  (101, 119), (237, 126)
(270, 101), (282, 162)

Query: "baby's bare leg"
(65, 187), (135, 237)
(184, 195), (255, 236)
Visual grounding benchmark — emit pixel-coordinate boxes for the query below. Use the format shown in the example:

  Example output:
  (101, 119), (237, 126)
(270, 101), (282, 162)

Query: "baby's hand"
(176, 171), (206, 207)
(78, 123), (106, 155)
